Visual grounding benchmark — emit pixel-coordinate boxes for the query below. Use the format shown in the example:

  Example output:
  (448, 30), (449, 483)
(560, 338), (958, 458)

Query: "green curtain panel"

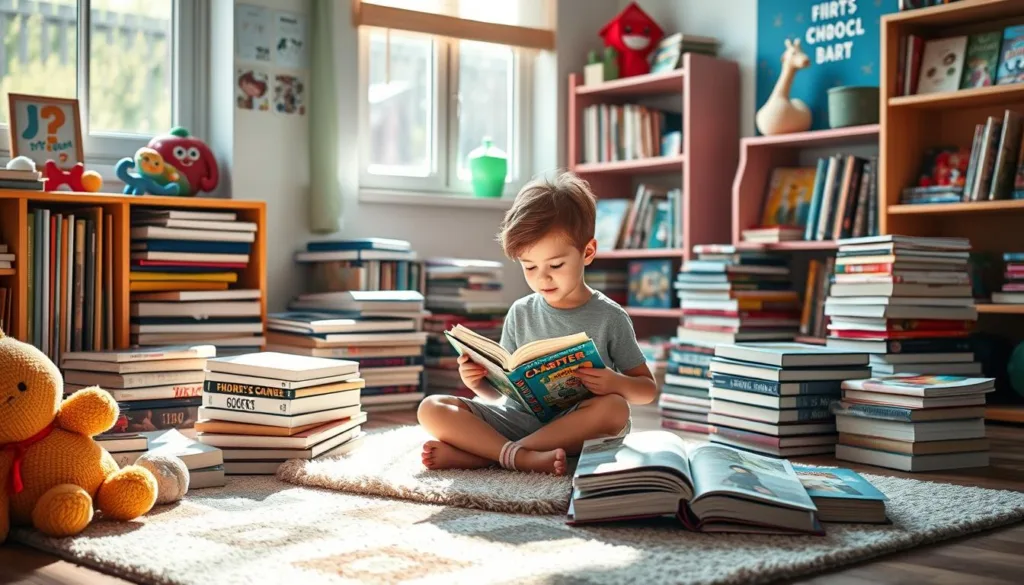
(308, 0), (343, 233)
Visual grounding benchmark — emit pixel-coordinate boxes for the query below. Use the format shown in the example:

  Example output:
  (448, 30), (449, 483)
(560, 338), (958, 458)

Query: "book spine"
(110, 383), (204, 401)
(877, 337), (973, 353)
(362, 384), (420, 396)
(803, 158), (829, 241)
(784, 407), (834, 421)
(710, 373), (842, 396)
(831, 402), (914, 422)
(109, 404), (199, 434)
(202, 392), (334, 415)
(204, 379), (302, 400)
(668, 350), (713, 367)
(27, 213), (34, 345)
(788, 394), (840, 409)
(668, 364), (709, 378)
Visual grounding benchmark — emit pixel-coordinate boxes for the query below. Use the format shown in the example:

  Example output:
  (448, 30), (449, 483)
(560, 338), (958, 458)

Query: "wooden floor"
(3, 404), (1023, 585)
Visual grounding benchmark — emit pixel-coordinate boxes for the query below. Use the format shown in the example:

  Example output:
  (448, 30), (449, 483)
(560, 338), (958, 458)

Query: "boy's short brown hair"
(497, 172), (597, 259)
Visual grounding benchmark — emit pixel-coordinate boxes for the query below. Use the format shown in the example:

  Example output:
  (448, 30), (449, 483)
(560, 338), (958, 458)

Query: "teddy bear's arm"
(56, 387), (118, 438)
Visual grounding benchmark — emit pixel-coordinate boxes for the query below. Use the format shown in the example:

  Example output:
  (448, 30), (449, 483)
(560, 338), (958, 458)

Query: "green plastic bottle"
(468, 137), (508, 198)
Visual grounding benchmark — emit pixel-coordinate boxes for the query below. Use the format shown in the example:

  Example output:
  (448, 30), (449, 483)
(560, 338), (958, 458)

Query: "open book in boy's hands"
(569, 430), (823, 535)
(444, 324), (605, 422)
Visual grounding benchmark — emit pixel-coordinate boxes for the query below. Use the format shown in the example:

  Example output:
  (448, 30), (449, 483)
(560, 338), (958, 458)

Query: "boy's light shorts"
(456, 396), (631, 442)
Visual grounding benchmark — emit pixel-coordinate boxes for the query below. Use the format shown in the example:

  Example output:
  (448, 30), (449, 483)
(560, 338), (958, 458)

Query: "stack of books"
(295, 238), (424, 294)
(0, 242), (12, 270)
(268, 290), (428, 411)
(824, 235), (980, 377)
(96, 433), (150, 468)
(833, 374), (993, 472)
(991, 252), (1024, 304)
(708, 343), (871, 458)
(60, 345), (215, 437)
(0, 164), (44, 190)
(423, 258), (507, 398)
(586, 267), (628, 305)
(658, 338), (713, 439)
(196, 352), (366, 474)
(675, 244), (801, 346)
(129, 209), (264, 354)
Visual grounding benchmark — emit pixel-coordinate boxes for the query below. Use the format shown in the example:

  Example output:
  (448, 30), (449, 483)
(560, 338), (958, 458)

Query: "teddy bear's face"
(0, 331), (63, 444)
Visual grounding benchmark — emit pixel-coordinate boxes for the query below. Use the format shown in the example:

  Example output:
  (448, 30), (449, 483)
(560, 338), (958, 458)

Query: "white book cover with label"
(917, 36), (968, 95)
(206, 351), (359, 382)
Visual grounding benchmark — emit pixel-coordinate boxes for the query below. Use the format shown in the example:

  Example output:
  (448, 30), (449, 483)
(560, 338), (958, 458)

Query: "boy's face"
(517, 231), (596, 308)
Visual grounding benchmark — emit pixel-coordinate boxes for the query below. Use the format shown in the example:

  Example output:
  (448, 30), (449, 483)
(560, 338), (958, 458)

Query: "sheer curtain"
(308, 0), (343, 233)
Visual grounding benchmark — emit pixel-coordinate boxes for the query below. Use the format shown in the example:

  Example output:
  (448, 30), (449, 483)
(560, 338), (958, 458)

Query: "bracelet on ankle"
(499, 441), (520, 471)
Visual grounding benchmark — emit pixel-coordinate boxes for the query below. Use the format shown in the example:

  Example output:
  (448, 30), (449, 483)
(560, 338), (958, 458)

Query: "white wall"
(627, 0), (758, 138)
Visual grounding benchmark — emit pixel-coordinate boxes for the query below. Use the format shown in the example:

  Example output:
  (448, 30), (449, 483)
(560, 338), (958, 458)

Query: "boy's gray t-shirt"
(499, 291), (648, 373)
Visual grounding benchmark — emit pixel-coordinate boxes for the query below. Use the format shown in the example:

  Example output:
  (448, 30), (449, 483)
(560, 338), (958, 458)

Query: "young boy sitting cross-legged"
(417, 172), (658, 475)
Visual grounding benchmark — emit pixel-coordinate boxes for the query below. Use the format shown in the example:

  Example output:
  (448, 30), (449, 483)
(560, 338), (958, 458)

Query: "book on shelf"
(627, 259), (673, 309)
(568, 431), (823, 535)
(594, 184), (682, 251)
(581, 104), (682, 164)
(444, 324), (603, 423)
(898, 24), (1024, 97)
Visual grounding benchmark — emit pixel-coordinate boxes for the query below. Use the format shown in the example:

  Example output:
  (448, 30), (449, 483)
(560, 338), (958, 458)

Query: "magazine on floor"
(568, 430), (823, 535)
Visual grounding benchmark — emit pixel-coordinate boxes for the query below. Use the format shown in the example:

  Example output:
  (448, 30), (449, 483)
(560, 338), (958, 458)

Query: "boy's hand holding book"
(457, 353), (488, 389)
(575, 367), (622, 395)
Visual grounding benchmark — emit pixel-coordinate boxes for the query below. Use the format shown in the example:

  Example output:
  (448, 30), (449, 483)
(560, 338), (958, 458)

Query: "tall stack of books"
(129, 209), (263, 355)
(267, 290), (427, 411)
(824, 235), (980, 377)
(295, 238), (424, 294)
(675, 244), (801, 346)
(658, 338), (713, 439)
(708, 343), (871, 458)
(60, 345), (215, 437)
(834, 374), (993, 472)
(196, 352), (366, 475)
(423, 258), (508, 398)
(991, 251), (1024, 305)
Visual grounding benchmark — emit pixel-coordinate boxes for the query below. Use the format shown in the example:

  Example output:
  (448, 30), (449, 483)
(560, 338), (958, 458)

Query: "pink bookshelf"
(731, 124), (879, 246)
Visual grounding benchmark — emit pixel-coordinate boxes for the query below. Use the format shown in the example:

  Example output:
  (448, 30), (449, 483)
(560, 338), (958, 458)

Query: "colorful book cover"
(916, 36), (968, 94)
(959, 31), (1003, 89)
(760, 167), (818, 228)
(594, 199), (632, 251)
(995, 25), (1024, 85)
(792, 466), (888, 502)
(627, 259), (672, 308)
(445, 335), (605, 423)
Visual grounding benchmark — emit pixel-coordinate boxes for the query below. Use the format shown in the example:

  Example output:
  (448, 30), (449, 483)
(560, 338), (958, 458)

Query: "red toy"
(43, 161), (102, 192)
(599, 2), (664, 78)
(147, 127), (219, 196)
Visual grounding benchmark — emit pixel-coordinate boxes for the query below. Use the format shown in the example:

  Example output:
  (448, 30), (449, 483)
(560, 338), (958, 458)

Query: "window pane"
(457, 40), (513, 181)
(89, 0), (172, 135)
(0, 0), (78, 126)
(367, 31), (433, 177)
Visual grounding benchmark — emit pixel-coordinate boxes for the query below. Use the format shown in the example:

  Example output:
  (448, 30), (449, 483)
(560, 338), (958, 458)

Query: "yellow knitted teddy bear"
(0, 329), (158, 543)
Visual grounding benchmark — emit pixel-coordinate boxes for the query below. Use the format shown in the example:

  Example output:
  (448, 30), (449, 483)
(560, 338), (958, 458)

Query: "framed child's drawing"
(6, 93), (84, 169)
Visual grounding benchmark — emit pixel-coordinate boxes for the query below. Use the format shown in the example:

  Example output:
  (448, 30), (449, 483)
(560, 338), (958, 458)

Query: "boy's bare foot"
(421, 440), (492, 470)
(513, 447), (567, 476)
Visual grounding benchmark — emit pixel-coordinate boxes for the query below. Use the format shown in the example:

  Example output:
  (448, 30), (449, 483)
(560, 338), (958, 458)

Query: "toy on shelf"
(147, 127), (219, 196)
(115, 148), (182, 196)
(599, 2), (664, 78)
(43, 161), (103, 192)
(756, 38), (813, 136)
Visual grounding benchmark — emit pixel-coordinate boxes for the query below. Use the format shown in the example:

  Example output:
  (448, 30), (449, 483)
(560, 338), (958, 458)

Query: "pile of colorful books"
(824, 235), (980, 377)
(708, 343), (871, 458)
(196, 352), (365, 475)
(991, 251), (1024, 305)
(658, 338), (713, 439)
(61, 345), (213, 437)
(268, 290), (428, 411)
(423, 258), (507, 398)
(675, 244), (801, 347)
(129, 208), (264, 354)
(834, 374), (992, 472)
(295, 238), (423, 293)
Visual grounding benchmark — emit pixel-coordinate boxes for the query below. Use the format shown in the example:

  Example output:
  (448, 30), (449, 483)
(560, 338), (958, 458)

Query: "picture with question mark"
(7, 93), (83, 168)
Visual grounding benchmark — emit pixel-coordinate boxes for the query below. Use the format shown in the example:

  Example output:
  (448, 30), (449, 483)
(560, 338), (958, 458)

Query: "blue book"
(445, 325), (605, 423)
(803, 158), (830, 241)
(306, 238), (411, 252)
(792, 465), (888, 524)
(132, 239), (252, 254)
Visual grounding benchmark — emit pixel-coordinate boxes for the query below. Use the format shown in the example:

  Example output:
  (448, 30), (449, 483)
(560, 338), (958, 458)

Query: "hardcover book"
(444, 324), (604, 423)
(916, 36), (968, 95)
(792, 466), (888, 524)
(568, 431), (822, 534)
(996, 25), (1024, 85)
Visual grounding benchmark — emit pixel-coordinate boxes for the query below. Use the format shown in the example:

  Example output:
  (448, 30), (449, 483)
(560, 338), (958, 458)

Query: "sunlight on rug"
(276, 425), (573, 514)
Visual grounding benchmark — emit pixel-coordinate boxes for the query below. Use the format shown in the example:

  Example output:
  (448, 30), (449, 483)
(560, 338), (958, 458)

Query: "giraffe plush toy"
(756, 38), (813, 136)
(0, 329), (157, 543)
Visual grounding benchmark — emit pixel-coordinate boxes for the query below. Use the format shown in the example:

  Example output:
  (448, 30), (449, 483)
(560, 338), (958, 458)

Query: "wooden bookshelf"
(879, 0), (1024, 421)
(0, 190), (267, 349)
(573, 154), (685, 175)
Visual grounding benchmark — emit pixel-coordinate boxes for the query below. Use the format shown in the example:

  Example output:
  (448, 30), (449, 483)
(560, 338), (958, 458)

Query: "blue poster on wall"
(756, 0), (899, 132)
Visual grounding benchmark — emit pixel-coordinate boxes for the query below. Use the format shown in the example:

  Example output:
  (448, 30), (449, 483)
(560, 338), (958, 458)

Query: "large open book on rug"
(444, 324), (605, 423)
(568, 431), (823, 535)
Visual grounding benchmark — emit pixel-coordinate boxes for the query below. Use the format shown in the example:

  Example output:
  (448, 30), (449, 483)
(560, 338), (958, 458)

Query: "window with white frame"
(359, 29), (532, 195)
(0, 0), (204, 163)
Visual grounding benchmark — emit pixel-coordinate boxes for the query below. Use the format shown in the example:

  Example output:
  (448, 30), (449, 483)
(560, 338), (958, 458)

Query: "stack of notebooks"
(61, 344), (214, 436)
(25, 207), (116, 363)
(658, 338), (713, 439)
(268, 290), (428, 411)
(833, 374), (993, 471)
(423, 258), (508, 398)
(196, 352), (366, 474)
(824, 235), (980, 377)
(0, 242), (12, 270)
(675, 244), (801, 346)
(129, 208), (264, 354)
(0, 164), (45, 190)
(295, 237), (424, 293)
(991, 252), (1024, 304)
(708, 343), (871, 458)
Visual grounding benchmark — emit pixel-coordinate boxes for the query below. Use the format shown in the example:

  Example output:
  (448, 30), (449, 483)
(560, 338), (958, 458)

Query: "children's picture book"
(569, 431), (822, 534)
(444, 324), (604, 422)
(793, 465), (888, 524)
(760, 167), (818, 228)
(916, 36), (967, 95)
(995, 25), (1024, 85)
(627, 259), (672, 308)
(959, 31), (1003, 89)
